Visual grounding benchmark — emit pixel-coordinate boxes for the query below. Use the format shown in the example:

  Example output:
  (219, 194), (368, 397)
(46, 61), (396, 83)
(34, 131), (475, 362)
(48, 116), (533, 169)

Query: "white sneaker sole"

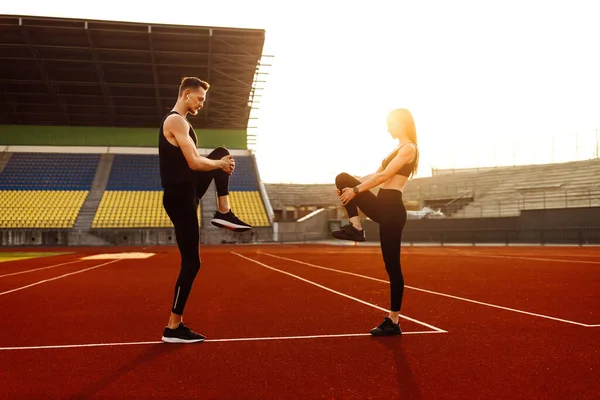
(211, 218), (252, 232)
(161, 336), (205, 344)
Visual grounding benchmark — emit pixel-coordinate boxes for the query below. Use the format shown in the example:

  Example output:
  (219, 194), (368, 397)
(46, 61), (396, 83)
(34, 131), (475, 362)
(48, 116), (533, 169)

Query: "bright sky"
(5, 0), (600, 183)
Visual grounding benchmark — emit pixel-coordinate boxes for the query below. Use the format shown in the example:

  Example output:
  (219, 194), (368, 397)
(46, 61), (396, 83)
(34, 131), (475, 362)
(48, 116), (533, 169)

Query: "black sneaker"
(331, 223), (366, 242)
(369, 317), (402, 336)
(211, 210), (252, 232)
(161, 322), (206, 343)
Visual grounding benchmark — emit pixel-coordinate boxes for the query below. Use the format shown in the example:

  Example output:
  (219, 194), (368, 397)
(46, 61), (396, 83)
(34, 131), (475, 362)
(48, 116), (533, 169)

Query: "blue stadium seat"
(105, 154), (162, 191)
(0, 153), (99, 228)
(229, 156), (260, 191)
(105, 154), (261, 191)
(0, 153), (100, 190)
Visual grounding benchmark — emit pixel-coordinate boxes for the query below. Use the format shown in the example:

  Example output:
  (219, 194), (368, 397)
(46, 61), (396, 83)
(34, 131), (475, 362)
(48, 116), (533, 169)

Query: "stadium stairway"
(200, 182), (218, 227)
(73, 154), (114, 230)
(200, 182), (229, 244)
(199, 154), (273, 243)
(0, 152), (12, 174)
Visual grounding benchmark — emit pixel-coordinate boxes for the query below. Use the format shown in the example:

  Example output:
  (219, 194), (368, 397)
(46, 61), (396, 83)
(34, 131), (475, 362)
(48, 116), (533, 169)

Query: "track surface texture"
(0, 244), (598, 399)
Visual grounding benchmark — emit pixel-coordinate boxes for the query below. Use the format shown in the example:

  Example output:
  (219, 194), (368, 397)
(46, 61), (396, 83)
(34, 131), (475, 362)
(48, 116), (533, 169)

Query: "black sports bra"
(381, 142), (418, 177)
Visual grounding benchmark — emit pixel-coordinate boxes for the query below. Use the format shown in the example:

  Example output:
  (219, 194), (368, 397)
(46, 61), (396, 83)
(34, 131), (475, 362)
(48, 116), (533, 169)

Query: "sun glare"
(3, 0), (600, 183)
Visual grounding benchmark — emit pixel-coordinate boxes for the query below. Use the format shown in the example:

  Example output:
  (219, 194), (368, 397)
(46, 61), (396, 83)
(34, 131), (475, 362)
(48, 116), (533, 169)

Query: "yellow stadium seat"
(227, 191), (271, 227)
(92, 191), (200, 228)
(0, 190), (88, 228)
(0, 189), (270, 229)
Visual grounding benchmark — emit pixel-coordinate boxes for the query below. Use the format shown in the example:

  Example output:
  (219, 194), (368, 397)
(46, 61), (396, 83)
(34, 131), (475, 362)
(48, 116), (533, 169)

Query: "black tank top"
(158, 110), (198, 187)
(381, 142), (418, 177)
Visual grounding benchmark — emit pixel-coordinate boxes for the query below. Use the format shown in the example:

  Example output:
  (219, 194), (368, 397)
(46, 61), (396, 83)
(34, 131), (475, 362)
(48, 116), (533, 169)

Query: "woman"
(331, 108), (419, 336)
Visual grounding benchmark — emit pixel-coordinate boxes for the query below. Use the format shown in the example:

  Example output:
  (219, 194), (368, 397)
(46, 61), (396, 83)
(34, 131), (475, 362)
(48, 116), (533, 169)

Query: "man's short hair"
(179, 77), (210, 96)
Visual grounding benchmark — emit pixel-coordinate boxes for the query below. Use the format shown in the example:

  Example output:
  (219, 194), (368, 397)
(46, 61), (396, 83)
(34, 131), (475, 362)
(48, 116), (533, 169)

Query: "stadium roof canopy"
(0, 15), (268, 129)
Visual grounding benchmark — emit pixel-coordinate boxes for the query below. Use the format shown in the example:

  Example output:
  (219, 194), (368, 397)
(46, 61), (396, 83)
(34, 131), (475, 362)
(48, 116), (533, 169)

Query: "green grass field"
(0, 252), (70, 263)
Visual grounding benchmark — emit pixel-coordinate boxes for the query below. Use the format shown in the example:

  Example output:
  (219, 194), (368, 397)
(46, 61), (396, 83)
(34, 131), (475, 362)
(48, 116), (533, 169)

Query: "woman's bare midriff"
(381, 174), (409, 193)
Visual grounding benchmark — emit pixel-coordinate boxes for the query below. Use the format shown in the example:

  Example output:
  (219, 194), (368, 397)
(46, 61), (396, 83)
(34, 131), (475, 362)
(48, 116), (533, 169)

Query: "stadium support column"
(204, 29), (213, 127)
(148, 25), (164, 124)
(20, 18), (70, 125)
(86, 21), (116, 126)
(596, 129), (600, 158)
(0, 84), (19, 124)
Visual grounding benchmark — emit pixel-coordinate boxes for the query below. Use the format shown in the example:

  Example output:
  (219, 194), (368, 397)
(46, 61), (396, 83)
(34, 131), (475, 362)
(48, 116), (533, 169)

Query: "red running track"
(0, 245), (598, 399)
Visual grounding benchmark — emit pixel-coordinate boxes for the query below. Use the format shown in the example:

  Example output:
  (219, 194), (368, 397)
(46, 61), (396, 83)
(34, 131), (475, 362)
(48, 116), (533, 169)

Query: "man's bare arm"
(164, 115), (232, 173)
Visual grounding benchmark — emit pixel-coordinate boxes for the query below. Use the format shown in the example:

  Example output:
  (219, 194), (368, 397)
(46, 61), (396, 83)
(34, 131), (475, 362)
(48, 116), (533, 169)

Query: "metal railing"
(449, 189), (600, 218)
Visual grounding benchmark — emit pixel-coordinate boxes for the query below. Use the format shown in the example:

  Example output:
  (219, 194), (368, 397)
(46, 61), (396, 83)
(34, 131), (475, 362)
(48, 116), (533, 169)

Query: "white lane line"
(459, 253), (600, 265)
(0, 259), (84, 278)
(205, 331), (443, 342)
(261, 252), (390, 284)
(0, 260), (121, 297)
(232, 252), (446, 333)
(261, 252), (599, 328)
(0, 341), (162, 351)
(0, 331), (444, 351)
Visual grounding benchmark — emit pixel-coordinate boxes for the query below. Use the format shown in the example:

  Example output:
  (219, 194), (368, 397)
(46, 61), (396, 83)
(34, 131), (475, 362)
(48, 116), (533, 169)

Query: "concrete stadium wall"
(360, 207), (600, 245)
(0, 125), (248, 149)
(274, 208), (330, 242)
(520, 207), (600, 229)
(0, 230), (71, 246)
(398, 227), (600, 246)
(0, 227), (274, 247)
(0, 229), (177, 247)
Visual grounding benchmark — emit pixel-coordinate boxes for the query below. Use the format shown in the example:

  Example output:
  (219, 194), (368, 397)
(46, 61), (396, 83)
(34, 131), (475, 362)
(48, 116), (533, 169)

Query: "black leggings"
(163, 147), (230, 315)
(335, 172), (407, 312)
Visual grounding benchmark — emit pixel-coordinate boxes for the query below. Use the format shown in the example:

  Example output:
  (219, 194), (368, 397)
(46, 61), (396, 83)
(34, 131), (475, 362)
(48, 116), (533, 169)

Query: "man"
(159, 76), (252, 343)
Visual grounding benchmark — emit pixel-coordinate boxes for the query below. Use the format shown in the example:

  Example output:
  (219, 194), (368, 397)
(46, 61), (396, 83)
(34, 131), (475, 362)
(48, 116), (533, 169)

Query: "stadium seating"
(403, 158), (600, 218)
(0, 152), (270, 229)
(92, 154), (271, 228)
(92, 154), (176, 228)
(92, 190), (175, 228)
(229, 191), (270, 227)
(264, 159), (600, 221)
(0, 153), (98, 228)
(228, 156), (271, 227)
(455, 159), (600, 218)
